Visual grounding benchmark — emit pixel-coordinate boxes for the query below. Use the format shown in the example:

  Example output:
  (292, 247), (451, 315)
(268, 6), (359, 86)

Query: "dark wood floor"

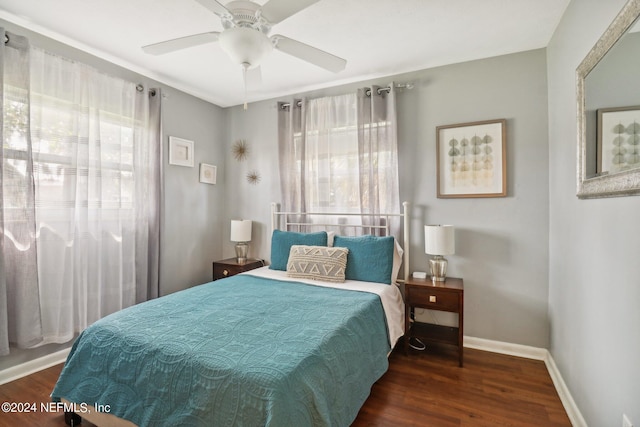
(0, 345), (570, 427)
(354, 345), (571, 426)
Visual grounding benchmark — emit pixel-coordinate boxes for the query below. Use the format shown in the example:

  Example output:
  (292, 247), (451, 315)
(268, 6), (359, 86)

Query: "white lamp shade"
(424, 225), (455, 255)
(230, 220), (252, 242)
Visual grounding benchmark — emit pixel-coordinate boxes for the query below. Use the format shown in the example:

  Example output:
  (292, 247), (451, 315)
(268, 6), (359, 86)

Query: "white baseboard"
(544, 352), (588, 427)
(464, 335), (548, 360)
(0, 348), (70, 386)
(464, 336), (586, 427)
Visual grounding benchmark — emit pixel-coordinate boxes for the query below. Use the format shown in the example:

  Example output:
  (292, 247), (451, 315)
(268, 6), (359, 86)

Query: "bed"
(51, 203), (409, 427)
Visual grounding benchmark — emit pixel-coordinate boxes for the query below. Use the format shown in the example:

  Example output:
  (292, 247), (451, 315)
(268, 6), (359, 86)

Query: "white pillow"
(391, 239), (404, 284)
(327, 230), (335, 246)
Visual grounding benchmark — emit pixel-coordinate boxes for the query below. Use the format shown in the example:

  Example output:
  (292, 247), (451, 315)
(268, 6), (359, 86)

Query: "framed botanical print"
(436, 119), (507, 198)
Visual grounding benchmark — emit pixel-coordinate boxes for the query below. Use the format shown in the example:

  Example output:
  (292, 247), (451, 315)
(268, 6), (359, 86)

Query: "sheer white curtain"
(277, 85), (400, 234)
(0, 30), (40, 353)
(277, 97), (307, 217)
(0, 29), (161, 355)
(356, 85), (400, 234)
(306, 94), (359, 211)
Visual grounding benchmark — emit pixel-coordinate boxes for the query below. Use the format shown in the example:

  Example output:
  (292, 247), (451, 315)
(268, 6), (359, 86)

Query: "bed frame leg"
(64, 411), (82, 426)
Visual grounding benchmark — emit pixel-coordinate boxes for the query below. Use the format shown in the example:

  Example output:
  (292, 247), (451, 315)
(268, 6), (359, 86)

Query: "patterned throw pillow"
(286, 245), (349, 283)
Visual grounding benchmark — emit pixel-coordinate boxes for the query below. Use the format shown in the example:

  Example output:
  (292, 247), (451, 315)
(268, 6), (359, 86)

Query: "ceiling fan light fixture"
(219, 27), (273, 68)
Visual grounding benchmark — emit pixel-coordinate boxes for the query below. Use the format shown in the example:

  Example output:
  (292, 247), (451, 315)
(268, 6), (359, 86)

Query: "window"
(277, 87), (400, 233)
(0, 39), (160, 353)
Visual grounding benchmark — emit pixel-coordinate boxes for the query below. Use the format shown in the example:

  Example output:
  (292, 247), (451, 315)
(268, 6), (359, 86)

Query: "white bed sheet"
(241, 266), (405, 348)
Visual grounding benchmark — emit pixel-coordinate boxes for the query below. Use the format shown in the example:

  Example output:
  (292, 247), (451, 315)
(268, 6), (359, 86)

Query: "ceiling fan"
(142, 0), (347, 88)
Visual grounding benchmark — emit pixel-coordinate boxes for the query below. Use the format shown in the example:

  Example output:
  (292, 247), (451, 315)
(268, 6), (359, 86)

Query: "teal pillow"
(270, 230), (328, 271)
(333, 235), (395, 284)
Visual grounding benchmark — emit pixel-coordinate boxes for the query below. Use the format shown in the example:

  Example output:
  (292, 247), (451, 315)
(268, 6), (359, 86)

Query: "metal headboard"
(270, 201), (410, 283)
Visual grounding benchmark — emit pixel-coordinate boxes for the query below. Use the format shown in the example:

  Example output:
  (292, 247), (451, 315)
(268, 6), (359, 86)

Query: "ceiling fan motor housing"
(222, 1), (270, 30)
(217, 0), (274, 68)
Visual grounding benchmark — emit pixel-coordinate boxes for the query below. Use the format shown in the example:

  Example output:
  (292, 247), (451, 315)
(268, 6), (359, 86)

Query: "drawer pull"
(223, 269), (229, 276)
(429, 295), (437, 303)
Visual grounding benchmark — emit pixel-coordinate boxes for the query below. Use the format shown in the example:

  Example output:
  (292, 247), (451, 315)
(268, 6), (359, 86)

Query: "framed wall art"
(169, 136), (194, 167)
(199, 163), (217, 185)
(436, 119), (507, 198)
(597, 105), (640, 175)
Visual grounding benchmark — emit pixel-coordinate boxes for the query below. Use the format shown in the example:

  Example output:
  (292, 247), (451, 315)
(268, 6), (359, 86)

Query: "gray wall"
(0, 18), (226, 368)
(160, 91), (226, 295)
(547, 0), (640, 426)
(224, 49), (551, 348)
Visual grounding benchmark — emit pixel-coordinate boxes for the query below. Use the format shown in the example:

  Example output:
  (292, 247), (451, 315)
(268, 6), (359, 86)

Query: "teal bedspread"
(51, 274), (391, 426)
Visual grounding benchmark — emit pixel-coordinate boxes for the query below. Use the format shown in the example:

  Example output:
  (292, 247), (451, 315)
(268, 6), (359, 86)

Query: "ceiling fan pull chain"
(242, 62), (249, 110)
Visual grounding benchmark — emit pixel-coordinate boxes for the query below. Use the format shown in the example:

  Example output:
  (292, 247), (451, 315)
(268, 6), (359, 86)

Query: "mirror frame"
(577, 0), (640, 198)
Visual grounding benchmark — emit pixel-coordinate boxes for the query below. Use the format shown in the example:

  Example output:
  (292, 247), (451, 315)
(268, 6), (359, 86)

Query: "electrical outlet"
(623, 414), (633, 427)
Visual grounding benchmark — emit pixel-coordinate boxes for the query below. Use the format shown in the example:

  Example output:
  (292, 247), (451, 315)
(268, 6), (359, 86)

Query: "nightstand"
(404, 275), (464, 366)
(212, 258), (264, 280)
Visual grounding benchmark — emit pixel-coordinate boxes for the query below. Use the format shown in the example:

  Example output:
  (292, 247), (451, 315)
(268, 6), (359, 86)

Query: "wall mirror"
(577, 0), (640, 198)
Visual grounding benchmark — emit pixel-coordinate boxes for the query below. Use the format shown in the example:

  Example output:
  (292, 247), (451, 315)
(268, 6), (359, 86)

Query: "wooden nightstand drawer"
(407, 287), (459, 312)
(404, 276), (464, 366)
(213, 264), (237, 279)
(212, 258), (263, 280)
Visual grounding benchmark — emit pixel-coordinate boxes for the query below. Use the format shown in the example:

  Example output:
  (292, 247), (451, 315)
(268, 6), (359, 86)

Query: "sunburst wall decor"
(232, 139), (249, 161)
(247, 170), (261, 185)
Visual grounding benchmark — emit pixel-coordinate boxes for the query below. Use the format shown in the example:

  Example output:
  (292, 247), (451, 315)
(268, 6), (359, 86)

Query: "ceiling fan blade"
(271, 35), (346, 73)
(142, 32), (220, 55)
(260, 0), (320, 24)
(194, 0), (233, 19)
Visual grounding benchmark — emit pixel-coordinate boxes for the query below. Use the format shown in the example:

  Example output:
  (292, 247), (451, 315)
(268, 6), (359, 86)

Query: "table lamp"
(230, 219), (252, 264)
(424, 225), (455, 282)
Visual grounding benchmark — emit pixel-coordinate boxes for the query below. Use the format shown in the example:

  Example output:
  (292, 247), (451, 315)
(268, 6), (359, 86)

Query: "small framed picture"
(169, 136), (194, 167)
(436, 119), (507, 198)
(199, 163), (217, 185)
(597, 105), (640, 175)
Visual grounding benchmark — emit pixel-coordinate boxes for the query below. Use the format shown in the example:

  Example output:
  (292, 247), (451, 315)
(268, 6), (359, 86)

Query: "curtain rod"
(3, 33), (158, 97)
(136, 84), (158, 96)
(280, 82), (414, 110)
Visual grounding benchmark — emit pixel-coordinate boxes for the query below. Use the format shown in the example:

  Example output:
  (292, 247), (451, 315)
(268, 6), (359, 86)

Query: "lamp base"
(235, 242), (249, 265)
(429, 255), (448, 282)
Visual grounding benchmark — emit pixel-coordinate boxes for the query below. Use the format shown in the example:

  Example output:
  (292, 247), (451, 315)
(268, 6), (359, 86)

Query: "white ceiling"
(0, 0), (570, 108)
